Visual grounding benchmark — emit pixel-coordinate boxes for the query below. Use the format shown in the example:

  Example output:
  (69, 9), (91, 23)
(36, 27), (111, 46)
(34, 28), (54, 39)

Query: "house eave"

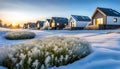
(92, 8), (106, 18)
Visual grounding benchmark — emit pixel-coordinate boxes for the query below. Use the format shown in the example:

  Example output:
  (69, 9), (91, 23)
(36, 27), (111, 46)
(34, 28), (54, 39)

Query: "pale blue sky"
(0, 0), (120, 24)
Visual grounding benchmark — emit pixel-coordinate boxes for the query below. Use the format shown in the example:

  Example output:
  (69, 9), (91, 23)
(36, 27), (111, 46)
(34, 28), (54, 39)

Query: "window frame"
(114, 18), (117, 23)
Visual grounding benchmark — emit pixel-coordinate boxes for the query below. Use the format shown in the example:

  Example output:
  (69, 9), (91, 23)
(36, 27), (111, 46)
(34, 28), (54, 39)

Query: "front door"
(71, 22), (75, 27)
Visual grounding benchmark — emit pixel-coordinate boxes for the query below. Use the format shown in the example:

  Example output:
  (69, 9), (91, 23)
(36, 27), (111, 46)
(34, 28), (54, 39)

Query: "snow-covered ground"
(0, 28), (120, 69)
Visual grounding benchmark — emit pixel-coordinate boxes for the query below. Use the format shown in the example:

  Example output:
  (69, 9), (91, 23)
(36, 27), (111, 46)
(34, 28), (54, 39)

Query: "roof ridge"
(52, 17), (67, 19)
(97, 7), (112, 10)
(71, 15), (90, 17)
(71, 15), (91, 21)
(96, 7), (120, 17)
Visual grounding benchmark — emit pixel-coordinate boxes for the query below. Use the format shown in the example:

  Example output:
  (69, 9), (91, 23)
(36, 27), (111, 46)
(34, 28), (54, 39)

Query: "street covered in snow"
(0, 28), (120, 69)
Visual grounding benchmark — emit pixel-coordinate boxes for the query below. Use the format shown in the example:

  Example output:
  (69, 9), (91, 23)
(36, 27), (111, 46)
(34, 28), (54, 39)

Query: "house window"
(114, 18), (117, 22)
(37, 24), (39, 28)
(96, 18), (103, 25)
(71, 22), (75, 27)
(57, 23), (59, 26)
(28, 25), (30, 28)
(51, 23), (55, 27)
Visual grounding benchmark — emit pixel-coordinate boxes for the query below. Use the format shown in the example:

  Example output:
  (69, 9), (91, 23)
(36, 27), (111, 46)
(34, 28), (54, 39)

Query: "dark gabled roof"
(36, 21), (44, 26)
(23, 23), (28, 26)
(71, 15), (91, 21)
(52, 17), (68, 23)
(28, 23), (36, 27)
(97, 7), (120, 17)
(46, 19), (50, 23)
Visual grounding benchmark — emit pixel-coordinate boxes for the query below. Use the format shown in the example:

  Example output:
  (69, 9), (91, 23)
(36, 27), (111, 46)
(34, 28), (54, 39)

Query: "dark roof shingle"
(37, 21), (44, 26)
(97, 7), (120, 17)
(71, 15), (91, 21)
(28, 23), (36, 27)
(52, 17), (68, 23)
(46, 19), (50, 23)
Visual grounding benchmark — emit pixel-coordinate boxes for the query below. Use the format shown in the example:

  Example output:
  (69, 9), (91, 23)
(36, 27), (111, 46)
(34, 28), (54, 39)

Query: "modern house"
(69, 15), (91, 30)
(36, 21), (44, 29)
(91, 7), (120, 29)
(27, 22), (36, 29)
(50, 17), (68, 30)
(42, 19), (50, 30)
(23, 23), (28, 29)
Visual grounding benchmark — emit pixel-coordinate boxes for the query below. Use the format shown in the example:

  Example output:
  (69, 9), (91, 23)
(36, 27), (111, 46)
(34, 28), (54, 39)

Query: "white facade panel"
(69, 17), (77, 27)
(76, 21), (90, 27)
(107, 16), (120, 25)
(44, 21), (49, 27)
(69, 16), (90, 28)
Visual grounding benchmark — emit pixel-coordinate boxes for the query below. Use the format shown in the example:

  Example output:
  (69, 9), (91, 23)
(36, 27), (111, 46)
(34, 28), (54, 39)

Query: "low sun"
(12, 22), (17, 27)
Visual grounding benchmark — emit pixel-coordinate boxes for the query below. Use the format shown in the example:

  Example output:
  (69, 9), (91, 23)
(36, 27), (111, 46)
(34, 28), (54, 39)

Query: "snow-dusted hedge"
(4, 31), (36, 40)
(1, 36), (92, 69)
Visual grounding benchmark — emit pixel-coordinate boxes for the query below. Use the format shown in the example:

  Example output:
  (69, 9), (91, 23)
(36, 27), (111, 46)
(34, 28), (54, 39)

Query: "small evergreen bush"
(4, 31), (36, 40)
(1, 36), (92, 69)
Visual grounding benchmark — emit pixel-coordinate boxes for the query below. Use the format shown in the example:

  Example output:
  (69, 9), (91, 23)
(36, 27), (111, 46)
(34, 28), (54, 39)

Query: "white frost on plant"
(32, 60), (39, 69)
(11, 57), (17, 63)
(4, 31), (35, 40)
(54, 46), (58, 51)
(45, 56), (51, 67)
(28, 57), (32, 64)
(19, 53), (26, 60)
(41, 64), (45, 69)
(60, 55), (64, 61)
(19, 60), (23, 66)
(1, 36), (92, 69)
(28, 51), (32, 57)
(31, 47), (40, 57)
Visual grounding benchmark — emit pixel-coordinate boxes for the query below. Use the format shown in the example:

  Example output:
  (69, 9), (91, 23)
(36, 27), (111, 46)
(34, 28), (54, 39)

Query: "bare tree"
(0, 20), (2, 27)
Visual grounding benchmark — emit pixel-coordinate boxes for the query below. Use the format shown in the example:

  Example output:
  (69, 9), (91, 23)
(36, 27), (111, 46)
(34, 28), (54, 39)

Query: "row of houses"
(23, 7), (120, 30)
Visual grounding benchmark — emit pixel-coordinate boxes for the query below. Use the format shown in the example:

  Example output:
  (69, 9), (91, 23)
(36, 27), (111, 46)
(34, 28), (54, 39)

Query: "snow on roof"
(97, 7), (120, 17)
(71, 15), (91, 21)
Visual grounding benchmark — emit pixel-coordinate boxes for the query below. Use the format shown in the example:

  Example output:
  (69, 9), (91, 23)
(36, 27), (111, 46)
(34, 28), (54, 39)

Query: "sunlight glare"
(12, 22), (17, 27)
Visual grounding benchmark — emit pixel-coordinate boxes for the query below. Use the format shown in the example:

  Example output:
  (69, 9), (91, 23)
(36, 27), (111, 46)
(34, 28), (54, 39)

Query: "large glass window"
(57, 23), (59, 26)
(37, 24), (39, 27)
(51, 23), (55, 27)
(96, 18), (103, 25)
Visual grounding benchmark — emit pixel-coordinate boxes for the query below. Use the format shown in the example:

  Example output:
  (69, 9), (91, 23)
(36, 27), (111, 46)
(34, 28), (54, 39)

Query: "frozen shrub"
(1, 36), (92, 69)
(4, 31), (36, 40)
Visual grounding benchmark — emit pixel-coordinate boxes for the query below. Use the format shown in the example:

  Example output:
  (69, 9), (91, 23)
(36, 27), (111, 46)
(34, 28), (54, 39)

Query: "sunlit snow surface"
(0, 28), (120, 69)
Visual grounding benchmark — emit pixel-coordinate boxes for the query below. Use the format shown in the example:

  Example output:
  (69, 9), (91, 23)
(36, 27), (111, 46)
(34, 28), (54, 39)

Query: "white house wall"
(107, 16), (120, 25)
(43, 21), (49, 28)
(69, 16), (90, 28)
(69, 17), (77, 27)
(76, 21), (90, 27)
